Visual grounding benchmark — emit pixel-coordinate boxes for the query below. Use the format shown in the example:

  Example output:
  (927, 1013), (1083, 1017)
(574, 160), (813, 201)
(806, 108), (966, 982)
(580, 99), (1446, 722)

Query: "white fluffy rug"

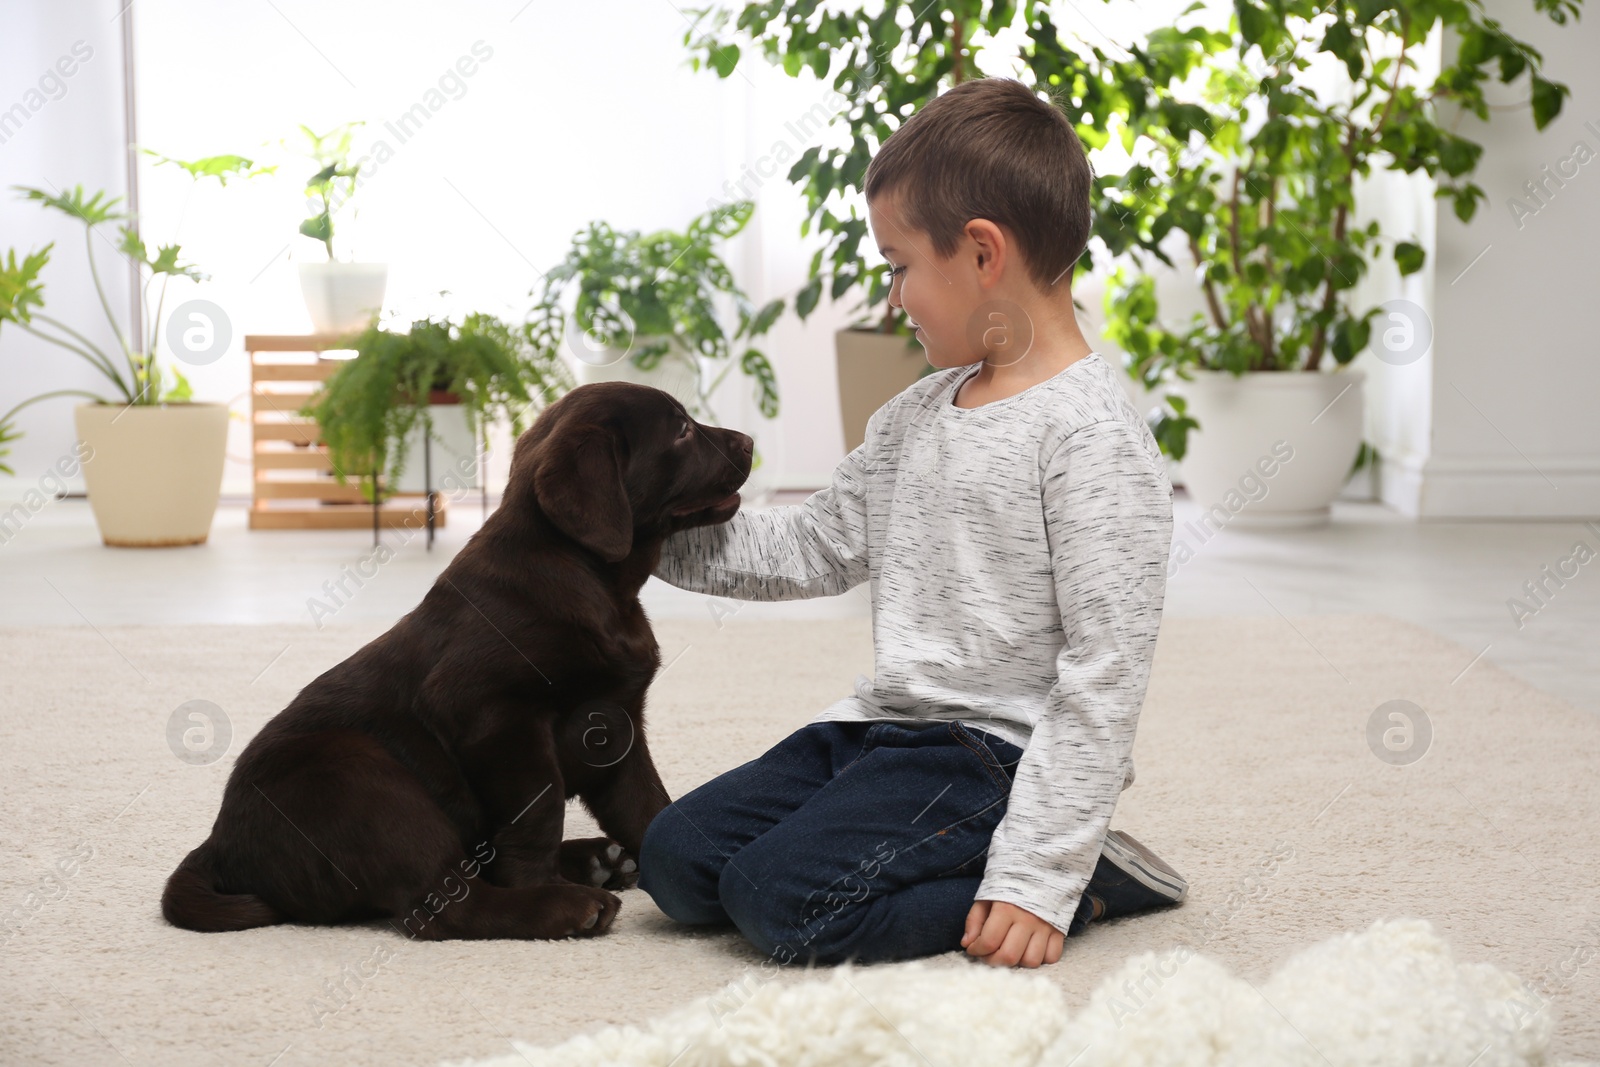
(2, 614), (1597, 1065)
(450, 918), (1585, 1067)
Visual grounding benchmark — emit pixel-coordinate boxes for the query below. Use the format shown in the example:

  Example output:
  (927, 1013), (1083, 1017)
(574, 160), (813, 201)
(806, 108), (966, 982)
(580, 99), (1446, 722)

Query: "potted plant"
(1097, 1), (1580, 524)
(293, 122), (387, 334)
(684, 2), (1581, 502)
(302, 313), (573, 509)
(2, 154), (269, 546)
(526, 199), (783, 434)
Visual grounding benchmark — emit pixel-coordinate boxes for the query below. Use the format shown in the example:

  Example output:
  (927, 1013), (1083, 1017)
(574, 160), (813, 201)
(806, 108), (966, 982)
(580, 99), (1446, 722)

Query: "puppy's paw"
(559, 836), (640, 890)
(562, 885), (621, 938)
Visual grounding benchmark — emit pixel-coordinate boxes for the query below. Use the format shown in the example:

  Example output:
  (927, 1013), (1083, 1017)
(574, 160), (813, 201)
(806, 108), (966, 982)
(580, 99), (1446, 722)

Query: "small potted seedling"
(293, 121), (387, 334)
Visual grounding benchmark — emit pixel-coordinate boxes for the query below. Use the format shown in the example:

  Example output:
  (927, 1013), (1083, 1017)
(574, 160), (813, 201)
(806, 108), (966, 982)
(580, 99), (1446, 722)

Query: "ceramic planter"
(834, 327), (926, 452)
(297, 261), (387, 334)
(392, 403), (479, 494)
(1179, 370), (1364, 527)
(73, 402), (230, 546)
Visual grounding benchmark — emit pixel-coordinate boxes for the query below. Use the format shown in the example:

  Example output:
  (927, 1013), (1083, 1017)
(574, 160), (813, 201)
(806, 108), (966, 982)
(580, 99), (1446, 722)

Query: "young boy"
(638, 77), (1183, 970)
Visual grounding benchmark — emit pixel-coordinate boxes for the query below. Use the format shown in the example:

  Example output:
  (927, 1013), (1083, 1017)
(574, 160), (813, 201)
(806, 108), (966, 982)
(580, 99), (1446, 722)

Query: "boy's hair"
(864, 77), (1093, 291)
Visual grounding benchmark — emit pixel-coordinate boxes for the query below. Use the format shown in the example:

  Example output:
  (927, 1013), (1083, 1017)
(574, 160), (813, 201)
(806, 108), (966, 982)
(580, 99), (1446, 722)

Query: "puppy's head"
(509, 382), (753, 563)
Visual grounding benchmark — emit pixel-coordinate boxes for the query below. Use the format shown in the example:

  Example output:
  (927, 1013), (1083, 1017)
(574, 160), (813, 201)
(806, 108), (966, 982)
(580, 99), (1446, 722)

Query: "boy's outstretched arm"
(966, 418), (1173, 967)
(653, 400), (898, 602)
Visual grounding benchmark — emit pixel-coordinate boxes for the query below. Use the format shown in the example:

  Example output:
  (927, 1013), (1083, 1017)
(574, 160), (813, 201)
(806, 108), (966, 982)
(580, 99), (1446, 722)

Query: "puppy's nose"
(731, 431), (754, 460)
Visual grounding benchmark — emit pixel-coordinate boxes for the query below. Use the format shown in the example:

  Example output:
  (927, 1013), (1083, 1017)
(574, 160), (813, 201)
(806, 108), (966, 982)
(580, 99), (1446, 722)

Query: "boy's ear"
(531, 422), (633, 562)
(965, 218), (1006, 278)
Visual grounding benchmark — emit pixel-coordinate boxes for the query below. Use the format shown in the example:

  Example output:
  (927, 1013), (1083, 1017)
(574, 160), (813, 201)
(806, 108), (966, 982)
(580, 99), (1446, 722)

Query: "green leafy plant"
(526, 199), (784, 422)
(681, 1), (1221, 333)
(303, 313), (574, 504)
(685, 0), (1582, 458)
(144, 149), (276, 187)
(0, 153), (270, 470)
(294, 122), (364, 261)
(1097, 0), (1582, 455)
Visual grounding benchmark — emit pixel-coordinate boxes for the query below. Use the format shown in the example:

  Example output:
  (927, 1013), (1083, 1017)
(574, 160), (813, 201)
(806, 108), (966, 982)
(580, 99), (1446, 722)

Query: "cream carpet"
(1, 614), (1596, 1065)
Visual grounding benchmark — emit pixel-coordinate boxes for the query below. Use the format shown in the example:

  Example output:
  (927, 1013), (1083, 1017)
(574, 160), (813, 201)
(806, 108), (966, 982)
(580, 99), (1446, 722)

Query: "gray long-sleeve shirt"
(651, 351), (1173, 934)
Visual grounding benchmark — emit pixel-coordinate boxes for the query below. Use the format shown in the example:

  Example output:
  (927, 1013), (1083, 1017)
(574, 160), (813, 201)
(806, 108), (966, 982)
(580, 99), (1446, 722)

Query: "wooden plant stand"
(248, 333), (447, 542)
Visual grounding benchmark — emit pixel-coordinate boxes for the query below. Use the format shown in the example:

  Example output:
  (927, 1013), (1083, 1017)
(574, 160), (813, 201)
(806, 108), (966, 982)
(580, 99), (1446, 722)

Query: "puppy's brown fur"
(162, 382), (752, 940)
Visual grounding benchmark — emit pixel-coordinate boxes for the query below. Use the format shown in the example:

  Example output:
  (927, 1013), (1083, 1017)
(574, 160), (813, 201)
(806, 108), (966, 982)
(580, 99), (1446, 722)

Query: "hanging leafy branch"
(682, 0), (1228, 333)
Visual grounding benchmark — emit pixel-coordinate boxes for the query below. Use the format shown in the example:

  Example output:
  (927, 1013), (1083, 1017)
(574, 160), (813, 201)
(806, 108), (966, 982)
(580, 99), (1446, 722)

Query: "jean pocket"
(946, 721), (1012, 793)
(966, 724), (1023, 781)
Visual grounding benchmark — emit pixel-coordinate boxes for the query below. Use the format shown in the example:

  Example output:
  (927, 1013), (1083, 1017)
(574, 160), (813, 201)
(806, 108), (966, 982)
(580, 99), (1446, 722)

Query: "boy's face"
(868, 192), (991, 371)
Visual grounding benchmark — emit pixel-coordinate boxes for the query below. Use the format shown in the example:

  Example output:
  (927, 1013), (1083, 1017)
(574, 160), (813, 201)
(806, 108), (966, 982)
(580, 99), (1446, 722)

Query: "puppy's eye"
(677, 420), (692, 440)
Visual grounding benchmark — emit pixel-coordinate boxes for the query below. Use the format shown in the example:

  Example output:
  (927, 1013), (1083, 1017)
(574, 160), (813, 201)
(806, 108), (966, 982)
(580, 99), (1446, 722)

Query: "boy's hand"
(962, 899), (1063, 968)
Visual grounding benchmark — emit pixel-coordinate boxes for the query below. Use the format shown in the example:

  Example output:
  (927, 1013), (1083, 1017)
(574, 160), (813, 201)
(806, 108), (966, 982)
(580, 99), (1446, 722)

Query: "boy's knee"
(636, 810), (685, 898)
(717, 853), (840, 962)
(717, 860), (784, 956)
(637, 807), (723, 925)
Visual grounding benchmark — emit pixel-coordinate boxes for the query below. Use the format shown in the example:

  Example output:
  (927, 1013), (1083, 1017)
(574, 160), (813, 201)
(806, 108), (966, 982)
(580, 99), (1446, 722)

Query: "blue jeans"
(638, 719), (1093, 964)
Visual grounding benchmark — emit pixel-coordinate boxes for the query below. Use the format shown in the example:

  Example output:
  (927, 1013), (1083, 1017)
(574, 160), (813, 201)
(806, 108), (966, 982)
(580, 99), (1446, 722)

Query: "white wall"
(0, 1), (134, 497)
(7, 1), (1591, 512)
(1348, 25), (1443, 506)
(1, 0), (880, 499)
(1395, 0), (1600, 518)
(0, 0), (1238, 502)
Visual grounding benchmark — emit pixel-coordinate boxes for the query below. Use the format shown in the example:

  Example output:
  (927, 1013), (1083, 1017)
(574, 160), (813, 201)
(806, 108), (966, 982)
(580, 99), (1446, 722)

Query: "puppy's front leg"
(488, 787), (566, 888)
(579, 732), (671, 856)
(463, 721), (568, 889)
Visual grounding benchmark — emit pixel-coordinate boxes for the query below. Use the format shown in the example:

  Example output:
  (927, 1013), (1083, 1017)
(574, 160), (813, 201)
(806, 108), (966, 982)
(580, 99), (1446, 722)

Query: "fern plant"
(303, 313), (574, 503)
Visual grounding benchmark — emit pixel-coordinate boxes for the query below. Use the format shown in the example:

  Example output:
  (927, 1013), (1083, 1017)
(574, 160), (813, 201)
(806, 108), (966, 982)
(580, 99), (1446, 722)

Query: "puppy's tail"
(161, 845), (283, 932)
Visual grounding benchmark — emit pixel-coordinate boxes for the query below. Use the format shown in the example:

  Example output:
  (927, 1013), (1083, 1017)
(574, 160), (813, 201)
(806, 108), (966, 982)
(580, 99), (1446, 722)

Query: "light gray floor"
(2, 493), (1595, 712)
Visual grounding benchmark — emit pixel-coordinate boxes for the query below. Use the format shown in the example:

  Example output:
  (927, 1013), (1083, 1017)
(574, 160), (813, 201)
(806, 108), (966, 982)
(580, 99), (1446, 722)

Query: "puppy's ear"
(532, 423), (632, 562)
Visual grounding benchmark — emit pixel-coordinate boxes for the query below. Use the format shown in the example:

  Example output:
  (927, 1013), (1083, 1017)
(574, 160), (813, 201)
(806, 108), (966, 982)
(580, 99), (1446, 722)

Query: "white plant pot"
(297, 262), (388, 335)
(393, 404), (480, 494)
(73, 402), (229, 547)
(1178, 370), (1364, 527)
(572, 335), (702, 413)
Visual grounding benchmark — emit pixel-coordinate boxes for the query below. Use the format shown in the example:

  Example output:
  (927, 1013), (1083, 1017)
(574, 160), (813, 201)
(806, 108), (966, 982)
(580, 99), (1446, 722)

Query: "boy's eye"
(889, 265), (906, 279)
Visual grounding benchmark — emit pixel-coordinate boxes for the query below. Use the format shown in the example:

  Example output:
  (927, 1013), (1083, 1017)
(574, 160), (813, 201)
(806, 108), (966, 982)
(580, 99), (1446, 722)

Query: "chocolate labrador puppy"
(162, 382), (752, 939)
